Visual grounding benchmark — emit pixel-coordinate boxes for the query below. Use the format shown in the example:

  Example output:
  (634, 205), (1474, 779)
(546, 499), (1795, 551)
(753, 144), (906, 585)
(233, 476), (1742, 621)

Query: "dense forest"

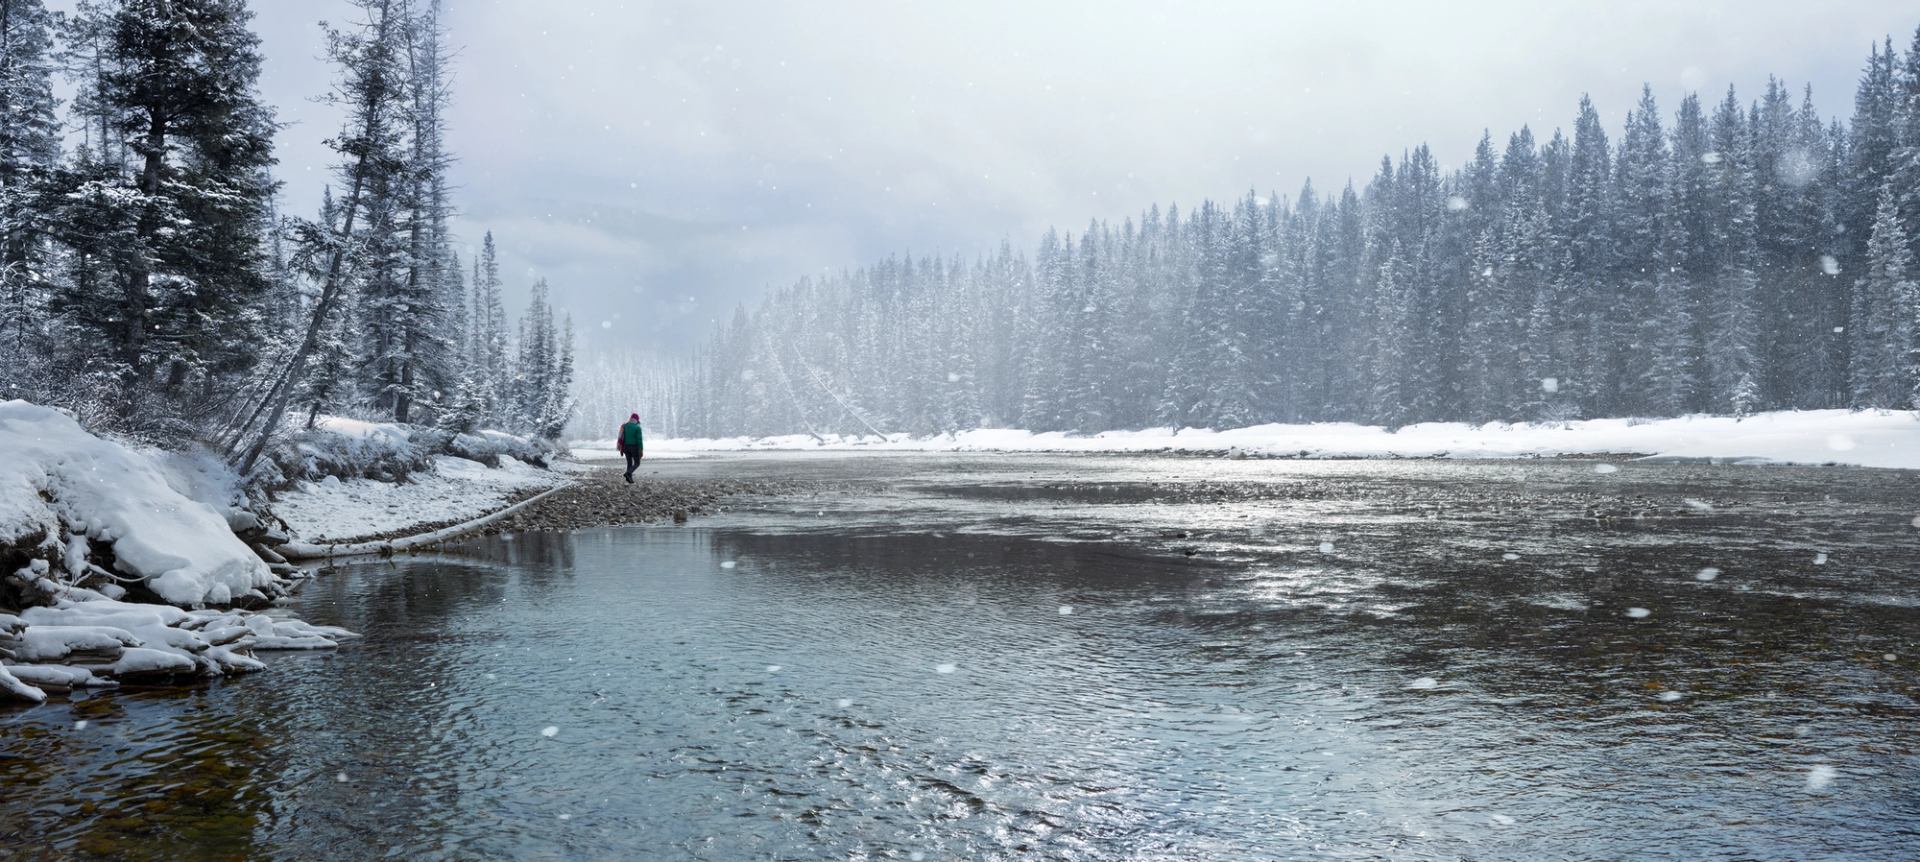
(0, 0), (574, 470)
(627, 29), (1920, 439)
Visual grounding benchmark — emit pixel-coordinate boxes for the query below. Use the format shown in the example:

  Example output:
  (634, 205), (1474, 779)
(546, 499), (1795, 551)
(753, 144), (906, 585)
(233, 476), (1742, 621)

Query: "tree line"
(0, 0), (574, 472)
(638, 29), (1920, 439)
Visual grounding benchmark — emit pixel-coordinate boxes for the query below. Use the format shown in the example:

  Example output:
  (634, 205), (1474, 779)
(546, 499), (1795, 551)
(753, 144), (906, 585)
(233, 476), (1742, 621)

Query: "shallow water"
(3, 454), (1918, 860)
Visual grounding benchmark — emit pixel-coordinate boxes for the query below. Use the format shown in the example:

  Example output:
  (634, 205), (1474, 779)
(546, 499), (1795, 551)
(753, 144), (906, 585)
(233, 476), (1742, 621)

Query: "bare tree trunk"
(234, 0), (396, 473)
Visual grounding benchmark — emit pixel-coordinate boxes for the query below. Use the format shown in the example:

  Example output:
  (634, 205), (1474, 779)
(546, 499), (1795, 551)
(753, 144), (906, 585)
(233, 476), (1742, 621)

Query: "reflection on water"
(1, 455), (1917, 860)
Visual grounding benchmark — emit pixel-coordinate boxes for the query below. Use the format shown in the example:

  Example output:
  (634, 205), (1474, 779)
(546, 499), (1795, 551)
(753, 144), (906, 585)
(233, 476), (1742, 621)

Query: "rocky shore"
(477, 465), (872, 534)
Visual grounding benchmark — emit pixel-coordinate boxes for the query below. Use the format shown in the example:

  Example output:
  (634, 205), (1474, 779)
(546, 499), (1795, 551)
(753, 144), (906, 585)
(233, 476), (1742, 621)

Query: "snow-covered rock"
(11, 625), (143, 662)
(0, 597), (358, 702)
(0, 665), (46, 703)
(0, 400), (275, 606)
(3, 663), (111, 690)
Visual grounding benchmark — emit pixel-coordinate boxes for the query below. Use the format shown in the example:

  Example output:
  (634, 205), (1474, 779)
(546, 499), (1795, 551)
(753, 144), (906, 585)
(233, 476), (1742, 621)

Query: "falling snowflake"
(1502, 552), (1520, 561)
(1405, 677), (1439, 690)
(1318, 541), (1335, 554)
(1593, 464), (1619, 474)
(1701, 151), (1724, 164)
(935, 663), (958, 674)
(1658, 690), (1684, 702)
(766, 665), (782, 673)
(336, 772), (350, 783)
(73, 720), (88, 730)
(1695, 567), (1720, 582)
(1058, 605), (1074, 615)
(541, 725), (560, 738)
(1806, 764), (1837, 791)
(1819, 255), (1841, 276)
(720, 560), (738, 569)
(1446, 195), (1470, 212)
(1625, 607), (1651, 619)
(947, 372), (961, 383)
(836, 698), (854, 708)
(1540, 377), (1559, 393)
(1813, 552), (1828, 565)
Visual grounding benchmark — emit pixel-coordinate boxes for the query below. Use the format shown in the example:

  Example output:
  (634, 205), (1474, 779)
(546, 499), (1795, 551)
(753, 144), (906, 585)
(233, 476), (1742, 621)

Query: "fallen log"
(278, 483), (572, 561)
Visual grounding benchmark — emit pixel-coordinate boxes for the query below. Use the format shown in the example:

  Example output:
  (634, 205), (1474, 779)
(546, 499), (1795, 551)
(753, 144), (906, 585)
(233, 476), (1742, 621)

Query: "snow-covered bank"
(0, 401), (359, 703)
(279, 483), (570, 560)
(268, 415), (573, 545)
(0, 401), (275, 606)
(648, 410), (1920, 470)
(275, 453), (567, 544)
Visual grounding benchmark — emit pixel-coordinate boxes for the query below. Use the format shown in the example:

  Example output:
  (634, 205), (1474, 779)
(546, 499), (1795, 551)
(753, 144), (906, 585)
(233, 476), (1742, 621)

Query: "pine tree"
(476, 230), (509, 421)
(1705, 86), (1766, 415)
(1613, 86), (1667, 415)
(236, 0), (406, 470)
(1850, 184), (1918, 407)
(1563, 95), (1613, 416)
(0, 0), (58, 377)
(47, 0), (278, 429)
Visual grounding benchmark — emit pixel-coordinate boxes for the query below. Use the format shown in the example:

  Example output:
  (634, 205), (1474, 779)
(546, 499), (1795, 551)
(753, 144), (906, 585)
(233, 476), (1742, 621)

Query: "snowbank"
(275, 454), (566, 544)
(0, 401), (274, 606)
(648, 410), (1920, 470)
(564, 439), (697, 462)
(280, 483), (570, 560)
(260, 416), (554, 494)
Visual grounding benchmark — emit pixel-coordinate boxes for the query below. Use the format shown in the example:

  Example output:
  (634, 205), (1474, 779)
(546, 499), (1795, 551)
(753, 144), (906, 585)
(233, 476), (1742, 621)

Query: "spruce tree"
(49, 0), (278, 428)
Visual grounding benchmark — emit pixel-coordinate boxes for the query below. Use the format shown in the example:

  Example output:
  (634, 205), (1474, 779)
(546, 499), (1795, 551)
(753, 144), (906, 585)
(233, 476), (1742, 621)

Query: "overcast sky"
(83, 1), (1920, 353)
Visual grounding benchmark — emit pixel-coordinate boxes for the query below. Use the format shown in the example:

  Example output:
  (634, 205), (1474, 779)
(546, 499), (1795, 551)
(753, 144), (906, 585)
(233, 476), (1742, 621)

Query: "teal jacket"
(619, 421), (644, 451)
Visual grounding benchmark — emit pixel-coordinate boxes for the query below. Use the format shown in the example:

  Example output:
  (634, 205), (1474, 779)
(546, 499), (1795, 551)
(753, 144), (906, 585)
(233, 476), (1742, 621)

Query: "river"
(3, 453), (1917, 860)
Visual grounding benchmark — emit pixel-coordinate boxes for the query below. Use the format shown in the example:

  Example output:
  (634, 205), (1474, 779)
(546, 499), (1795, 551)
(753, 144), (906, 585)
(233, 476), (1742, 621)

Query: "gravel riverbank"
(477, 464), (867, 534)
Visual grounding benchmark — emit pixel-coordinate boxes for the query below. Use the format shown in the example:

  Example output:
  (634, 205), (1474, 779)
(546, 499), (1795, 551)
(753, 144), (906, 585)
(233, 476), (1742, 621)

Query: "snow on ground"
(275, 453), (566, 543)
(312, 415), (414, 443)
(0, 400), (274, 606)
(646, 410), (1920, 470)
(566, 439), (698, 462)
(0, 401), (362, 703)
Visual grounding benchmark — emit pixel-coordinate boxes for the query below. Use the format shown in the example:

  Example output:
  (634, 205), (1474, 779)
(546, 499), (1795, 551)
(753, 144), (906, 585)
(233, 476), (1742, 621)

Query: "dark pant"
(624, 450), (642, 476)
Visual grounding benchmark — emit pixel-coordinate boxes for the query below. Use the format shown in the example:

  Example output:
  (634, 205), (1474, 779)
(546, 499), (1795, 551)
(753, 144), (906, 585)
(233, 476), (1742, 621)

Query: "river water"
(3, 453), (1917, 860)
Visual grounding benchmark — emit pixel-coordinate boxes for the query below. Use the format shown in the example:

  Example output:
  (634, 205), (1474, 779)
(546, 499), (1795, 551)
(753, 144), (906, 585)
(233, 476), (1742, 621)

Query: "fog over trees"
(616, 29), (1920, 439)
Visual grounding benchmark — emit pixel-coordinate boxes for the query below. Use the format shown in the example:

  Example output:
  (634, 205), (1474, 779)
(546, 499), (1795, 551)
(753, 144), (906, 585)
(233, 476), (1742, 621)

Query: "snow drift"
(0, 400), (274, 606)
(646, 410), (1920, 470)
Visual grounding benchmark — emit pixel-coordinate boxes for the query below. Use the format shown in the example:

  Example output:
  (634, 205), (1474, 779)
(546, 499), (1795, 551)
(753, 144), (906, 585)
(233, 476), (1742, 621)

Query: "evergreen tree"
(48, 0), (278, 428)
(1850, 184), (1918, 407)
(0, 0), (58, 377)
(1705, 86), (1766, 415)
